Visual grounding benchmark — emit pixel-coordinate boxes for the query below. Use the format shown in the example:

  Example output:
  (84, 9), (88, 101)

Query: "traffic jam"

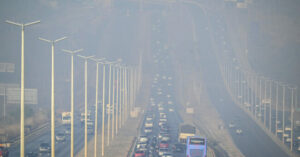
(132, 71), (186, 157)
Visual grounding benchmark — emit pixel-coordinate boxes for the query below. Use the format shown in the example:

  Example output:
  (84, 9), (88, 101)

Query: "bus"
(186, 136), (207, 157)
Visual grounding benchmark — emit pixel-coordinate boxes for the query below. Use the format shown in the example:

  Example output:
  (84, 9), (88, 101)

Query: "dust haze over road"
(0, 0), (299, 157)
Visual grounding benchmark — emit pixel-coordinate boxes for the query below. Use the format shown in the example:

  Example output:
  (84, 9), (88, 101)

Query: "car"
(138, 136), (148, 143)
(172, 143), (185, 153)
(158, 148), (168, 156)
(39, 143), (50, 154)
(88, 126), (94, 135)
(55, 132), (66, 142)
(159, 121), (166, 127)
(159, 141), (169, 148)
(229, 122), (235, 128)
(25, 152), (38, 157)
(134, 150), (146, 157)
(0, 146), (9, 157)
(162, 153), (173, 157)
(144, 127), (153, 133)
(145, 121), (153, 127)
(161, 135), (170, 142)
(236, 129), (243, 135)
(159, 118), (167, 122)
(64, 127), (71, 135)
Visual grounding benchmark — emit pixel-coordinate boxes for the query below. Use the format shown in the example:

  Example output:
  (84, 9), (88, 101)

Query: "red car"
(159, 141), (169, 148)
(0, 146), (9, 157)
(134, 150), (145, 157)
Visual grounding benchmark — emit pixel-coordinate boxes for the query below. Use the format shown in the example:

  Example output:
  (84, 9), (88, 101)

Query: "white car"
(236, 129), (243, 135)
(139, 136), (148, 143)
(229, 122), (235, 128)
(158, 148), (168, 156)
(145, 121), (154, 127)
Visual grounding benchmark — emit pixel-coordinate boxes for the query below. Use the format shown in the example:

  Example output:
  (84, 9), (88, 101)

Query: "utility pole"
(39, 36), (67, 157)
(62, 49), (83, 157)
(6, 20), (40, 157)
(77, 55), (94, 157)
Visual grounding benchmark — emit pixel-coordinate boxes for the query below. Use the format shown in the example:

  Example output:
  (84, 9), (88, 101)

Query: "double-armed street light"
(39, 36), (67, 157)
(89, 57), (106, 157)
(61, 49), (83, 157)
(77, 55), (94, 157)
(5, 20), (40, 157)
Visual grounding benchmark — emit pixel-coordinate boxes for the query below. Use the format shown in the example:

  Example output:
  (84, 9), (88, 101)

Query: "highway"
(185, 2), (290, 156)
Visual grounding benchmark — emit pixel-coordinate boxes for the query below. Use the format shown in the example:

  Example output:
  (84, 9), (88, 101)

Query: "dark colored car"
(39, 143), (50, 154)
(0, 146), (9, 157)
(25, 152), (38, 157)
(172, 143), (185, 153)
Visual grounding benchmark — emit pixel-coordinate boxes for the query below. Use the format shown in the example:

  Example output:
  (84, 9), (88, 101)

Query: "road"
(186, 2), (290, 156)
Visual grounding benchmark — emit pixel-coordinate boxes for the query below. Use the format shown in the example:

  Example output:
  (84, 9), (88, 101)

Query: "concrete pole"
(282, 85), (285, 143)
(20, 25), (25, 157)
(254, 75), (257, 118)
(124, 67), (128, 121)
(39, 36), (67, 157)
(78, 55), (94, 157)
(6, 20), (40, 157)
(61, 49), (82, 157)
(264, 79), (267, 126)
(259, 77), (262, 122)
(275, 82), (279, 136)
(119, 67), (123, 128)
(50, 43), (56, 157)
(269, 81), (272, 132)
(116, 66), (119, 134)
(112, 66), (115, 139)
(94, 62), (99, 157)
(84, 59), (88, 157)
(290, 87), (294, 151)
(107, 64), (112, 146)
(101, 64), (106, 157)
(70, 54), (74, 157)
(122, 67), (126, 125)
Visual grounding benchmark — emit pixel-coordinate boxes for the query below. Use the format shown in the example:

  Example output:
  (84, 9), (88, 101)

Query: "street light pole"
(90, 57), (105, 157)
(115, 65), (120, 134)
(6, 20), (40, 157)
(39, 36), (67, 157)
(77, 55), (94, 157)
(112, 65), (115, 139)
(62, 49), (83, 157)
(101, 63), (106, 157)
(107, 64), (112, 146)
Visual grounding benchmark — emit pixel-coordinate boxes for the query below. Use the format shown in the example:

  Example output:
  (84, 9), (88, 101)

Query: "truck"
(61, 112), (71, 125)
(178, 124), (196, 144)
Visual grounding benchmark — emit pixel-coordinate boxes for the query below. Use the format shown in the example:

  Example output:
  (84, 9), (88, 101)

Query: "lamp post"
(77, 55), (94, 157)
(100, 62), (106, 157)
(62, 48), (83, 157)
(106, 60), (121, 145)
(39, 36), (67, 157)
(90, 57), (105, 157)
(5, 20), (40, 157)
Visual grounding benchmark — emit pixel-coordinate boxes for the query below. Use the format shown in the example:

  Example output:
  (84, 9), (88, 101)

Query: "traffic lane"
(184, 2), (290, 156)
(8, 122), (88, 157)
(216, 89), (289, 157)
